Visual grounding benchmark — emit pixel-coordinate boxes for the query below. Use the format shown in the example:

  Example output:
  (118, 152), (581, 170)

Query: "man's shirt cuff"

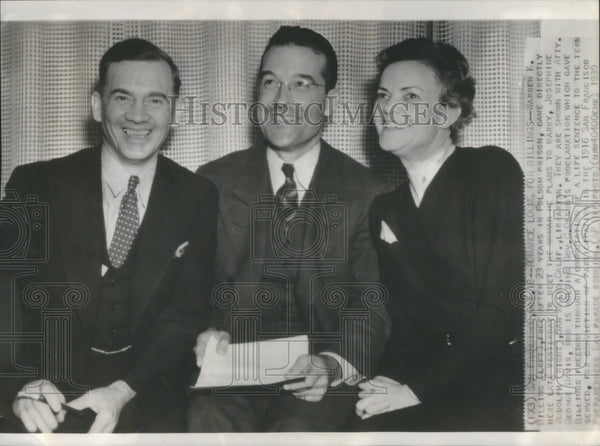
(319, 352), (362, 386)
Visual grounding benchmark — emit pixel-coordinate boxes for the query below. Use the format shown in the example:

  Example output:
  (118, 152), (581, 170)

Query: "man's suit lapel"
(223, 145), (271, 270)
(302, 140), (345, 264)
(295, 141), (345, 316)
(129, 156), (185, 331)
(50, 148), (104, 342)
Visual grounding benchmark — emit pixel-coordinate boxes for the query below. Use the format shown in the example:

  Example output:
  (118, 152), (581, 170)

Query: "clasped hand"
(13, 379), (135, 433)
(282, 354), (340, 402)
(13, 380), (66, 433)
(355, 376), (420, 419)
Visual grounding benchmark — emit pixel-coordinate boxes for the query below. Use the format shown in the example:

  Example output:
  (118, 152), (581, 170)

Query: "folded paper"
(192, 335), (309, 388)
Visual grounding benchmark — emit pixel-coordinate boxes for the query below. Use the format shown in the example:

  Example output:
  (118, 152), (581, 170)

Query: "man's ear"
(437, 104), (461, 130)
(91, 91), (102, 123)
(323, 88), (338, 120)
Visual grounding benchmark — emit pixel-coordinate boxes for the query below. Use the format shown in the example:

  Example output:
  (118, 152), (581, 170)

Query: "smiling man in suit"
(1, 38), (217, 433)
(189, 26), (390, 432)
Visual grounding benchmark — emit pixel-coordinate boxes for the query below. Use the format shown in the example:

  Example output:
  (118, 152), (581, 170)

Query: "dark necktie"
(108, 175), (140, 268)
(275, 163), (299, 208)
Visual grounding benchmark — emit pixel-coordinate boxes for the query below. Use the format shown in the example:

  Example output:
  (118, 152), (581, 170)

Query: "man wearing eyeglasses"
(189, 26), (390, 432)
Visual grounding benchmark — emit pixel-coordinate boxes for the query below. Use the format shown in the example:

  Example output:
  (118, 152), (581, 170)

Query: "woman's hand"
(356, 376), (421, 419)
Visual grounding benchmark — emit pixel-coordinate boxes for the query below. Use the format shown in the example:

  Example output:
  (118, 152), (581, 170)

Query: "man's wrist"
(109, 380), (136, 406)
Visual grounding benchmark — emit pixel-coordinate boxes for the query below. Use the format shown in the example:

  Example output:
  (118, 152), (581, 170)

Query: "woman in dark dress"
(355, 38), (524, 431)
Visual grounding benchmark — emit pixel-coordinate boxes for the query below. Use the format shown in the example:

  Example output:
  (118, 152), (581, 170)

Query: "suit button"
(446, 333), (452, 346)
(111, 328), (118, 334)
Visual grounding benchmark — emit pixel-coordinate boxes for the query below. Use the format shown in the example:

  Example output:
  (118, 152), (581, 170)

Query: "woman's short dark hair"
(377, 38), (475, 141)
(260, 26), (338, 92)
(96, 38), (181, 96)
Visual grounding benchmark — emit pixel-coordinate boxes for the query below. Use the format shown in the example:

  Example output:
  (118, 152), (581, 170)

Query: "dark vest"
(89, 237), (137, 352)
(78, 232), (139, 388)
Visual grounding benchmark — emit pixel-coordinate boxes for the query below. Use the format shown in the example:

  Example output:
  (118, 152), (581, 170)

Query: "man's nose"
(125, 100), (150, 123)
(273, 81), (293, 104)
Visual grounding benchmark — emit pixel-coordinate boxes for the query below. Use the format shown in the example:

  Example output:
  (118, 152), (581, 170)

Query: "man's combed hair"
(261, 26), (338, 92)
(377, 38), (476, 142)
(96, 38), (181, 95)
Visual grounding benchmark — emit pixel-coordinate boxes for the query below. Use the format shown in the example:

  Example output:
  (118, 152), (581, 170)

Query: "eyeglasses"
(258, 75), (326, 98)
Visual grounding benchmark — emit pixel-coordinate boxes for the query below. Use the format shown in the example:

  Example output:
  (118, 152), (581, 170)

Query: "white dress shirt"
(266, 143), (320, 201)
(101, 147), (157, 274)
(266, 142), (361, 386)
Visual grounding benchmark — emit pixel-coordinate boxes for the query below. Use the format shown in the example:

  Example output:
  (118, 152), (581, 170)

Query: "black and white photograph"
(0, 1), (598, 445)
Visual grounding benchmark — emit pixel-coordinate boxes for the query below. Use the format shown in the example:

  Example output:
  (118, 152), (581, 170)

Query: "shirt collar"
(266, 141), (321, 192)
(405, 144), (456, 206)
(101, 146), (157, 209)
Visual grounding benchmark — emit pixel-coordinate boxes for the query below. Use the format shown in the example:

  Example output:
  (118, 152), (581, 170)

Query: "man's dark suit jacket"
(197, 140), (390, 377)
(0, 147), (218, 415)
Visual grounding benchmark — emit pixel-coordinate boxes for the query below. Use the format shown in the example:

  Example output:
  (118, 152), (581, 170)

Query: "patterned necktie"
(108, 175), (140, 269)
(275, 163), (299, 208)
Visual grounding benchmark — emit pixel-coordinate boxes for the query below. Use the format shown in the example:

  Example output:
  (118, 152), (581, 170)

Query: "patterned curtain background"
(435, 21), (541, 166)
(1, 21), (539, 190)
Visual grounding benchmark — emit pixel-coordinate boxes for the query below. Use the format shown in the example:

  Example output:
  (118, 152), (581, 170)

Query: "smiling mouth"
(123, 128), (152, 137)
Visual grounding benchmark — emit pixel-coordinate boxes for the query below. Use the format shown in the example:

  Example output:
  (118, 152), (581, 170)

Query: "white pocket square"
(380, 221), (398, 244)
(174, 241), (190, 258)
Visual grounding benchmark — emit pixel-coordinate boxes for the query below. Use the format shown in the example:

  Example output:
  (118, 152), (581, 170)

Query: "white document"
(192, 335), (309, 388)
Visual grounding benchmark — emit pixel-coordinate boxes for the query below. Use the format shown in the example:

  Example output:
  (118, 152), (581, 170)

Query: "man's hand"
(193, 328), (230, 367)
(282, 354), (341, 402)
(355, 376), (420, 419)
(68, 380), (136, 433)
(12, 380), (66, 433)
